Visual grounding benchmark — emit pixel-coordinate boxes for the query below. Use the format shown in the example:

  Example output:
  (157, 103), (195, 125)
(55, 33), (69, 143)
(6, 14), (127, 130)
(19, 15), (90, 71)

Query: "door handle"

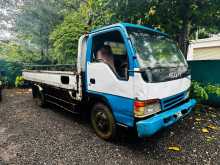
(90, 78), (95, 84)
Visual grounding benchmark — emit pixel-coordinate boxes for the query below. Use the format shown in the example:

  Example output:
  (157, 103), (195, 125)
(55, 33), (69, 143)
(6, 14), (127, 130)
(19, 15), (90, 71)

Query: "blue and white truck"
(23, 23), (196, 140)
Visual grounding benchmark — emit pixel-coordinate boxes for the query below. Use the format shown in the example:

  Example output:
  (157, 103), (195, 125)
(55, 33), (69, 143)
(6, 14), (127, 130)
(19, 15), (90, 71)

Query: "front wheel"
(91, 103), (116, 140)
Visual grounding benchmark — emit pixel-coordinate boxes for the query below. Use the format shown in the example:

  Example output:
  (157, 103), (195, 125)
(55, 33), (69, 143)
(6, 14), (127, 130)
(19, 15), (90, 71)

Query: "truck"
(23, 23), (196, 140)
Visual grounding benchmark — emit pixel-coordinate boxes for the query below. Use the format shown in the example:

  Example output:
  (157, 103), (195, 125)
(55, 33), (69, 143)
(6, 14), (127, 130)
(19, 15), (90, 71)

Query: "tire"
(33, 86), (46, 107)
(32, 85), (38, 98)
(91, 103), (116, 140)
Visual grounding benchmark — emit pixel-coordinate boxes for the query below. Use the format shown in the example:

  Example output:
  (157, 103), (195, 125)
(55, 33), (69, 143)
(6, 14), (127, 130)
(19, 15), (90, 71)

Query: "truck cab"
(23, 23), (196, 140)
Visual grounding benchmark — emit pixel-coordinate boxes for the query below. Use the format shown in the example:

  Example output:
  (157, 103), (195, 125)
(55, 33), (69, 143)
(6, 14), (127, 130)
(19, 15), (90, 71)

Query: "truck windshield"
(127, 27), (189, 82)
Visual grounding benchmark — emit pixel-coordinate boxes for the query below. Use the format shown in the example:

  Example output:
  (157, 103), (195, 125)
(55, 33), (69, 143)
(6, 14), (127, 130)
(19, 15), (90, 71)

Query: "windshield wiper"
(129, 65), (188, 73)
(140, 66), (184, 71)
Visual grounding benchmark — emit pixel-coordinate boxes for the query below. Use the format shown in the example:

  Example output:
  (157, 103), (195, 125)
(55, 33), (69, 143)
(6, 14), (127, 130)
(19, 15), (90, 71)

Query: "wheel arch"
(86, 91), (135, 128)
(88, 93), (113, 113)
(32, 83), (44, 98)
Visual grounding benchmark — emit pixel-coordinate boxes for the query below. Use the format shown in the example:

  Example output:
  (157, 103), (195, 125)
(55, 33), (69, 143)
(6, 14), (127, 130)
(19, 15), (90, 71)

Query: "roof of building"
(189, 36), (220, 49)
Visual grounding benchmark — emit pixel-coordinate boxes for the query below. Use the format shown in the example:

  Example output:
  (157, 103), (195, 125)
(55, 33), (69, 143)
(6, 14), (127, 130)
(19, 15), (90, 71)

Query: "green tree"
(145, 0), (220, 56)
(0, 41), (40, 63)
(50, 0), (113, 63)
(0, 0), (23, 41)
(15, 0), (64, 61)
(108, 0), (150, 23)
(2, 0), (219, 65)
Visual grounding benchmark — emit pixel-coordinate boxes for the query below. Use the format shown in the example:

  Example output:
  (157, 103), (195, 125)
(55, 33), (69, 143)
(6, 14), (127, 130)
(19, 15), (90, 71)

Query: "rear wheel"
(91, 103), (116, 140)
(32, 86), (46, 107)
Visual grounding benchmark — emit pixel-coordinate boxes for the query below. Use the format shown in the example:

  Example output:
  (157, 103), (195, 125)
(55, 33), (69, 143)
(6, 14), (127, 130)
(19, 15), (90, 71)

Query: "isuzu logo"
(169, 72), (182, 78)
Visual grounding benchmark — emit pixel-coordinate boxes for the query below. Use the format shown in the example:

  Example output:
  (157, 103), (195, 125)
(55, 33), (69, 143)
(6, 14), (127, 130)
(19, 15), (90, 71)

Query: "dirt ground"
(0, 89), (219, 165)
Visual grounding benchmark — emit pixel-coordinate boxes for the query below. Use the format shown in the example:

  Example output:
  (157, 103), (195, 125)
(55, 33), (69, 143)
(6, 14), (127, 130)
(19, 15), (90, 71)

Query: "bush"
(190, 81), (220, 102)
(0, 60), (22, 87)
(15, 76), (25, 88)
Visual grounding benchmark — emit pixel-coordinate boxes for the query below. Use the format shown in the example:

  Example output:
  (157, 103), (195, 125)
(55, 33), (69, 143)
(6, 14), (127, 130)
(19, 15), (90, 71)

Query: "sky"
(0, 0), (23, 41)
(0, 8), (13, 41)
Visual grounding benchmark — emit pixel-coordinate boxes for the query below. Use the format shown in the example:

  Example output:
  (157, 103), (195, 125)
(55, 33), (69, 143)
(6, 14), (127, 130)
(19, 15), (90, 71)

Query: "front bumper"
(136, 99), (196, 137)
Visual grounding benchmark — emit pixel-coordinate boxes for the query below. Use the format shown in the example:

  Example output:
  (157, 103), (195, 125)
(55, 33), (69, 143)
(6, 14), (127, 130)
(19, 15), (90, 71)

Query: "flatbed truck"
(23, 23), (196, 140)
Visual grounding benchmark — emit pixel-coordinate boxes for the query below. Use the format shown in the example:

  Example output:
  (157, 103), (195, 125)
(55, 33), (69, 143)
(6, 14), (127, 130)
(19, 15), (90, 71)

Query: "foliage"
(144, 0), (220, 55)
(191, 81), (220, 102)
(107, 0), (150, 24)
(191, 81), (209, 101)
(50, 0), (114, 64)
(0, 0), (22, 41)
(15, 0), (64, 62)
(0, 0), (220, 86)
(0, 41), (40, 63)
(50, 11), (86, 64)
(0, 59), (22, 87)
(1, 0), (220, 64)
(15, 76), (25, 87)
(50, 0), (220, 61)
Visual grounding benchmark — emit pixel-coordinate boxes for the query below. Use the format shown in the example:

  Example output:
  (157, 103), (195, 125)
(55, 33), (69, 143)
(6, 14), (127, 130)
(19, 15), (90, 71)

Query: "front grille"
(160, 91), (186, 111)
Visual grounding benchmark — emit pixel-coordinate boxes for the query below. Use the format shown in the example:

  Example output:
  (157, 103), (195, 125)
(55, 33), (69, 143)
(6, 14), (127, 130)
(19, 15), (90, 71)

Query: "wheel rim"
(95, 111), (110, 134)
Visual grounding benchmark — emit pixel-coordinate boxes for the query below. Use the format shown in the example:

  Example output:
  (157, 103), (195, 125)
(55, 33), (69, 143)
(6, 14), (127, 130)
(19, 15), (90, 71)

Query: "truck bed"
(23, 70), (78, 90)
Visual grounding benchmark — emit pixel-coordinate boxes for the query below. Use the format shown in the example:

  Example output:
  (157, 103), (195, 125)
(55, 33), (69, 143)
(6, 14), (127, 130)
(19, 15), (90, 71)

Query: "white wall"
(187, 37), (220, 61)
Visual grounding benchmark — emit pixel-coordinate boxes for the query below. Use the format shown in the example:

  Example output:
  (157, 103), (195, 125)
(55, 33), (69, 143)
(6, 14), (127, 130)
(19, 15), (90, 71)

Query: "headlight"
(134, 99), (161, 118)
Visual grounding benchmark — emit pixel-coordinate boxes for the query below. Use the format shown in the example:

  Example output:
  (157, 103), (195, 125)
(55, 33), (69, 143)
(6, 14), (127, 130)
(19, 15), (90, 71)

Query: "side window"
(104, 42), (126, 56)
(91, 30), (129, 80)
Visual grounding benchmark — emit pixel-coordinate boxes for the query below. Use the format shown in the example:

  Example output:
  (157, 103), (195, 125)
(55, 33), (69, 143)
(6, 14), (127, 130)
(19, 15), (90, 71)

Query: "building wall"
(187, 37), (220, 60)
(193, 47), (220, 60)
(188, 60), (220, 106)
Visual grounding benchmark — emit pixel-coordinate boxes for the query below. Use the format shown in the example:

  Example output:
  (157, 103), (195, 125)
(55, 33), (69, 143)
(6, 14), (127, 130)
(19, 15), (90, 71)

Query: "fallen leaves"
(201, 124), (219, 134)
(205, 136), (217, 142)
(201, 128), (209, 133)
(193, 106), (219, 137)
(207, 124), (218, 130)
(168, 146), (181, 151)
(195, 118), (202, 121)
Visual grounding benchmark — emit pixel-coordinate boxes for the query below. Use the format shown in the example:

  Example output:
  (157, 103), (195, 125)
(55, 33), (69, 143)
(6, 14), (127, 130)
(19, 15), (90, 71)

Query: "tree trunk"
(40, 26), (44, 59)
(178, 21), (191, 58)
(178, 0), (191, 58)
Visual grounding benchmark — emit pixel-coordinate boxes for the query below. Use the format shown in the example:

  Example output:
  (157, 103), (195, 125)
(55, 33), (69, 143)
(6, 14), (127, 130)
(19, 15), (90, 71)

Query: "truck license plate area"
(175, 111), (183, 119)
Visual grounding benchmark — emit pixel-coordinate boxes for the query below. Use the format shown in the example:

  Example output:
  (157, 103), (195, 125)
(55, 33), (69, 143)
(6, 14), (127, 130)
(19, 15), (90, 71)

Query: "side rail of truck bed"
(23, 70), (78, 90)
(24, 64), (77, 71)
(22, 64), (82, 101)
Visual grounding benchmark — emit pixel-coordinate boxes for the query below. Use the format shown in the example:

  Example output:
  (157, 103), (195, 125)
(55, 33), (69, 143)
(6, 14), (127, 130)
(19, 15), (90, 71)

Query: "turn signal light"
(134, 99), (161, 118)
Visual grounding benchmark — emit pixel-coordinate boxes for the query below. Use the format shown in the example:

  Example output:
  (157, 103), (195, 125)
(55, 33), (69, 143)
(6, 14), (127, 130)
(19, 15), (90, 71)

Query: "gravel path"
(0, 89), (219, 165)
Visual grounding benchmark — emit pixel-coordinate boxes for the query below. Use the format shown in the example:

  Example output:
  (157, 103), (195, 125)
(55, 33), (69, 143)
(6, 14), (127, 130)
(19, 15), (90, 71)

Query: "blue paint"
(87, 90), (135, 127)
(91, 23), (167, 36)
(160, 91), (187, 110)
(121, 23), (168, 36)
(136, 99), (197, 137)
(91, 24), (123, 34)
